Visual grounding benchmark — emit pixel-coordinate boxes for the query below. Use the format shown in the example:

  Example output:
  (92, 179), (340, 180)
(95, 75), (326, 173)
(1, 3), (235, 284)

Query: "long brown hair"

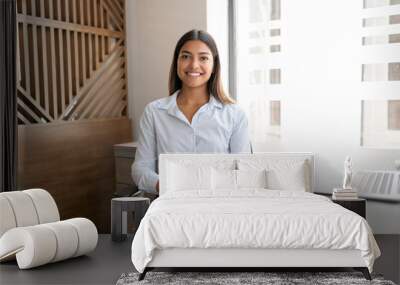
(168, 30), (235, 104)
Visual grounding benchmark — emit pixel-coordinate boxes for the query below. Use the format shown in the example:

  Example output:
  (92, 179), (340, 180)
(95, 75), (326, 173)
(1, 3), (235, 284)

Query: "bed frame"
(138, 153), (372, 281)
(138, 248), (371, 280)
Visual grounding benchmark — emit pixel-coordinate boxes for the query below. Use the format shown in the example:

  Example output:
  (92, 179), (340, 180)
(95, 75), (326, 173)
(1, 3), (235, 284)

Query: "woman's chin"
(181, 80), (208, 89)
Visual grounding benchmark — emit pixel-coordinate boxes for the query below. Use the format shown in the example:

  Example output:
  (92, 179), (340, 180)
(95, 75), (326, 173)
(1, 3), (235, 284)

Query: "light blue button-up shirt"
(131, 91), (251, 193)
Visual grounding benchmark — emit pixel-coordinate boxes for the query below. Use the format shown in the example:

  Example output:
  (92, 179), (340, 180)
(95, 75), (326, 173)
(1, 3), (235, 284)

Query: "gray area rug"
(116, 271), (396, 285)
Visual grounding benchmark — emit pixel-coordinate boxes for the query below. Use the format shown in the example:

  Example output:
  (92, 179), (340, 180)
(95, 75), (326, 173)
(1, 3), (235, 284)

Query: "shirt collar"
(156, 90), (223, 111)
(209, 94), (223, 109)
(156, 91), (179, 111)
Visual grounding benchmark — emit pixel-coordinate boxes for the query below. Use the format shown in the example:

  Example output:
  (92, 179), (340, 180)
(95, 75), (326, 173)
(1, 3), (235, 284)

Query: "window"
(234, 0), (282, 143)
(362, 62), (400, 81)
(362, 100), (400, 148)
(388, 100), (400, 130)
(232, 0), (400, 148)
(270, 101), (281, 126)
(269, 69), (281, 84)
(270, 29), (280, 37)
(364, 0), (400, 9)
(362, 34), (400, 45)
(361, 1), (400, 147)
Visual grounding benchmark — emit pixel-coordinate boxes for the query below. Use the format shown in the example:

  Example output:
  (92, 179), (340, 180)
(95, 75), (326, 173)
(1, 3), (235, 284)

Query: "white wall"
(126, 0), (207, 139)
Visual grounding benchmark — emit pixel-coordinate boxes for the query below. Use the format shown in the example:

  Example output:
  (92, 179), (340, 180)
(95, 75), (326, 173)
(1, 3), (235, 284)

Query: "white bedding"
(131, 190), (380, 273)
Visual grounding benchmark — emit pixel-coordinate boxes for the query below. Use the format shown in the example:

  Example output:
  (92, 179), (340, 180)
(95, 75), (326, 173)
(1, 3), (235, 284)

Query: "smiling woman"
(175, 40), (215, 123)
(177, 41), (214, 92)
(131, 30), (251, 194)
(169, 30), (234, 106)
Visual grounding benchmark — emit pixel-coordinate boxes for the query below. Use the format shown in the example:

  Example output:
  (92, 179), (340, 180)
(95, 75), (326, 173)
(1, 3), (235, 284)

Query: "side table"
(111, 197), (150, 241)
(113, 142), (138, 197)
(332, 198), (366, 218)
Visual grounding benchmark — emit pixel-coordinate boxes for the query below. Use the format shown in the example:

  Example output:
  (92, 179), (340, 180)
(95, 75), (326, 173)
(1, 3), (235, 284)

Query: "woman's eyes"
(179, 55), (209, 62)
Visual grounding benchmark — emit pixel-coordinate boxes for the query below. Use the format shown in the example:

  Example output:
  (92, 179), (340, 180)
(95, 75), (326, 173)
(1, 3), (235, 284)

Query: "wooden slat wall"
(16, 0), (127, 124)
(16, 0), (131, 233)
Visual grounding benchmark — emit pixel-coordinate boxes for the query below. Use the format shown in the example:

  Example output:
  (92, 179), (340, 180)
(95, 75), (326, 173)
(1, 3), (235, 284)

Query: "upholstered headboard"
(159, 153), (314, 195)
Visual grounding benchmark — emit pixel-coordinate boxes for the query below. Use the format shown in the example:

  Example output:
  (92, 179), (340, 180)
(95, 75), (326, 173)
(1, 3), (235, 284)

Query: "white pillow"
(267, 166), (306, 191)
(237, 169), (268, 189)
(238, 159), (309, 191)
(211, 169), (268, 190)
(212, 169), (237, 190)
(167, 163), (212, 192)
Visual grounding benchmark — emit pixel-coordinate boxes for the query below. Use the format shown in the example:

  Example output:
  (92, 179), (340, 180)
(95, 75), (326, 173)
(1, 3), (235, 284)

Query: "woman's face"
(177, 40), (214, 90)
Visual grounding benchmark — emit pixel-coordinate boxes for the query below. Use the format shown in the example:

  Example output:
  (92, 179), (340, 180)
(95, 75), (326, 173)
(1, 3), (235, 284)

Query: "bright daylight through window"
(234, 0), (400, 149)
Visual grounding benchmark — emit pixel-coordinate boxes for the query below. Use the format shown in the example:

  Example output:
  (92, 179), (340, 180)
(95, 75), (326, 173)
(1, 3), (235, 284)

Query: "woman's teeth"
(187, 72), (201, 77)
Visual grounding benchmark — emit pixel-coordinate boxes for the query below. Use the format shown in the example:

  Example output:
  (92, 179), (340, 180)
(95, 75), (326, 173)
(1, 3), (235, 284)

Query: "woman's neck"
(178, 85), (209, 106)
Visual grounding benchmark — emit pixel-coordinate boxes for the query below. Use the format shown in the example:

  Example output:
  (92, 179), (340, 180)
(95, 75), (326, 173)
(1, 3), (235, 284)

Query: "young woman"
(132, 29), (250, 194)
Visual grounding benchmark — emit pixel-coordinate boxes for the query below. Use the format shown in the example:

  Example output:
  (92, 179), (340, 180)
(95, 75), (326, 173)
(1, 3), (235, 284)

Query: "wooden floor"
(0, 235), (398, 285)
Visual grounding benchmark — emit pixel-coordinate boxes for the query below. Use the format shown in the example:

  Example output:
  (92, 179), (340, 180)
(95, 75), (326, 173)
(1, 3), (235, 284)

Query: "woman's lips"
(186, 72), (202, 77)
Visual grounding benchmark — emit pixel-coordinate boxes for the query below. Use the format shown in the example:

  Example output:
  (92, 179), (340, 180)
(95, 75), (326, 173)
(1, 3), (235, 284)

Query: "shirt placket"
(192, 126), (197, 152)
(191, 104), (210, 153)
(191, 112), (197, 152)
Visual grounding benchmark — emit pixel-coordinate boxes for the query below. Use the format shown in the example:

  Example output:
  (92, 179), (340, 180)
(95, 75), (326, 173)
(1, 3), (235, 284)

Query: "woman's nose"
(189, 58), (200, 69)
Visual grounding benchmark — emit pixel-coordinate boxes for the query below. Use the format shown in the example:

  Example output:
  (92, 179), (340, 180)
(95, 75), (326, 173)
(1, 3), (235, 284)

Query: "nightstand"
(113, 142), (138, 197)
(332, 198), (366, 218)
(111, 197), (150, 242)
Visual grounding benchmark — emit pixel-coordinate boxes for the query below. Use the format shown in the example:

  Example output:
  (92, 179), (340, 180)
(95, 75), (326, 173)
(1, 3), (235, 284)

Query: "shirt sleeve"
(131, 104), (159, 194)
(229, 107), (251, 153)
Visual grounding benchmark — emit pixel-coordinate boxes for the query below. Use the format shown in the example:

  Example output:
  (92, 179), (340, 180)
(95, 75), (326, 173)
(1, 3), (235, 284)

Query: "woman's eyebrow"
(180, 50), (211, 55)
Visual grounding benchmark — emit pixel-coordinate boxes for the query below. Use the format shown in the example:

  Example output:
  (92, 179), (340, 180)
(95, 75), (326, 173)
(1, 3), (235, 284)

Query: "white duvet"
(131, 190), (380, 273)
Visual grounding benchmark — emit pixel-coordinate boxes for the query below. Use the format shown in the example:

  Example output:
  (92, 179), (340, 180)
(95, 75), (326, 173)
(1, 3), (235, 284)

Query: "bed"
(131, 153), (381, 280)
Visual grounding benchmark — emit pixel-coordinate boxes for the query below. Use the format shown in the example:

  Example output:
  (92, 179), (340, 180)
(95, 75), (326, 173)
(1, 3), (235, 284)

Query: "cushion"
(0, 192), (39, 227)
(0, 226), (58, 269)
(167, 162), (212, 192)
(23, 189), (60, 224)
(0, 189), (98, 269)
(0, 190), (60, 238)
(237, 169), (268, 189)
(0, 218), (98, 269)
(42, 221), (78, 262)
(211, 169), (268, 190)
(0, 196), (16, 237)
(65, 218), (98, 257)
(238, 159), (309, 191)
(212, 169), (237, 190)
(267, 165), (306, 191)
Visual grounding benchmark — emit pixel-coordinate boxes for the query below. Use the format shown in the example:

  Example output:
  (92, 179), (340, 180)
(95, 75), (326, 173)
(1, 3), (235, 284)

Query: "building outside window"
(232, 0), (400, 149)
